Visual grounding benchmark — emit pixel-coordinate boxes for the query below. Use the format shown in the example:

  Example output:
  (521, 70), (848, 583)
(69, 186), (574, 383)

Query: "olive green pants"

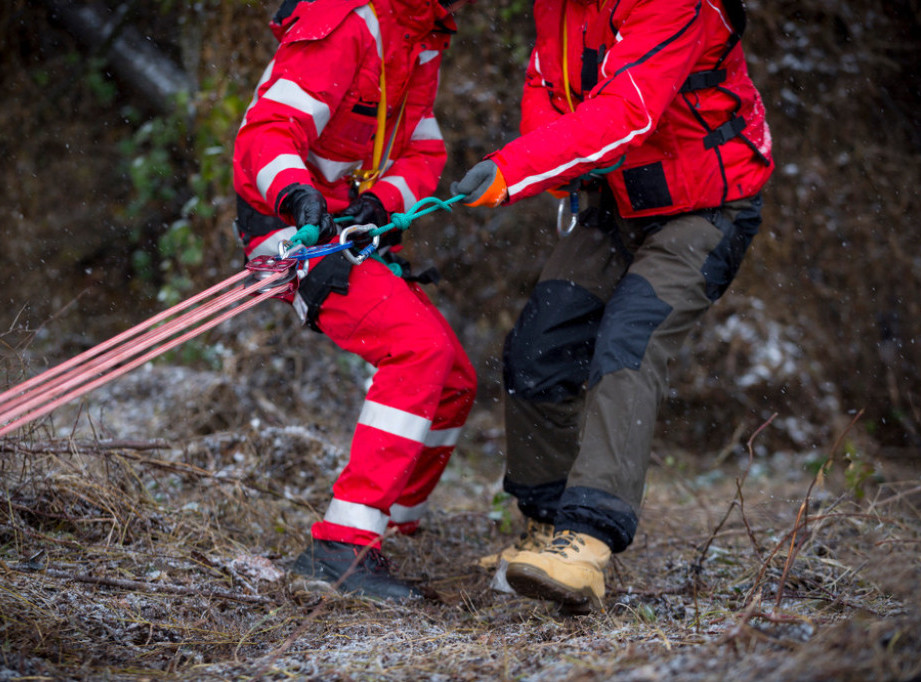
(502, 196), (762, 551)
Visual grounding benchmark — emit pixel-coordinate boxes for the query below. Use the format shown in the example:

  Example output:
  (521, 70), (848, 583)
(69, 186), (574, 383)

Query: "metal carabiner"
(339, 223), (381, 265)
(556, 192), (579, 237)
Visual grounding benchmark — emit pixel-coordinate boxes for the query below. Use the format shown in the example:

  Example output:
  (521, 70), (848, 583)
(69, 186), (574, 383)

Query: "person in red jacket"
(233, 0), (475, 601)
(454, 0), (773, 612)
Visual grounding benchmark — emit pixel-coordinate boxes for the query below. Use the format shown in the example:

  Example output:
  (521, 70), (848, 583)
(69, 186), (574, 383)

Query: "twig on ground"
(18, 566), (273, 604)
(694, 415), (776, 583)
(774, 410), (864, 608)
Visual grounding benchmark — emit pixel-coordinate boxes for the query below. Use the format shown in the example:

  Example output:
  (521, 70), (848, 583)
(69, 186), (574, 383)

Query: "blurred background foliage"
(0, 0), (919, 457)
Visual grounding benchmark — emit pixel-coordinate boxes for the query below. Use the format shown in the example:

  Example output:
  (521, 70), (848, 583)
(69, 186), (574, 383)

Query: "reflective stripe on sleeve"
(262, 79), (332, 136)
(324, 498), (390, 535)
(353, 5), (382, 58)
(357, 399), (431, 444)
(390, 501), (428, 524)
(247, 226), (297, 259)
(424, 426), (461, 449)
(410, 116), (443, 142)
(418, 50), (439, 65)
(257, 153), (309, 200)
(507, 73), (652, 198)
(307, 151), (362, 183)
(375, 176), (417, 212)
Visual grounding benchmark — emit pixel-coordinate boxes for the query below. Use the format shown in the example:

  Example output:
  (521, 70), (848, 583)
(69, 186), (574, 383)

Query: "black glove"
(277, 183), (337, 244)
(340, 192), (389, 227)
(342, 192), (402, 247)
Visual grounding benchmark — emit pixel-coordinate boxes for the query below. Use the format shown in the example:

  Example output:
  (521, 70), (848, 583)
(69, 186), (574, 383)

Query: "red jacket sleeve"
(232, 27), (365, 216)
(493, 0), (707, 203)
(520, 47), (565, 136)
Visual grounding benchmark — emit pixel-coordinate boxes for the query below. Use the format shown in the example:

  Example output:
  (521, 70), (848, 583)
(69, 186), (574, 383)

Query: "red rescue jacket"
(233, 0), (455, 220)
(491, 0), (774, 217)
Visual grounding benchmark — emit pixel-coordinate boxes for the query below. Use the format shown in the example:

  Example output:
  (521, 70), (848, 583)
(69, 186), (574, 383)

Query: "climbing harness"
(0, 194), (464, 437)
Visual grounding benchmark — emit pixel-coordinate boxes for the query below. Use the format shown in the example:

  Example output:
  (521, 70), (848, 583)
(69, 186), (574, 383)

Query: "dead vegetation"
(1, 379), (919, 680)
(2, 0), (921, 678)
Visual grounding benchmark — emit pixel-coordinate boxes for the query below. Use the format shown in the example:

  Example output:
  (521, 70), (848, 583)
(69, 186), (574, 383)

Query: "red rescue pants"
(308, 256), (477, 547)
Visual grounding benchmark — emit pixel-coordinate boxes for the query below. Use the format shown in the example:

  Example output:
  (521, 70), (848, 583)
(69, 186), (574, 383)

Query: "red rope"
(0, 267), (291, 437)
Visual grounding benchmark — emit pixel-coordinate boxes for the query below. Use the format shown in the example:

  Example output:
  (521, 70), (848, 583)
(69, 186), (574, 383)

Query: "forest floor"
(1, 309), (920, 681)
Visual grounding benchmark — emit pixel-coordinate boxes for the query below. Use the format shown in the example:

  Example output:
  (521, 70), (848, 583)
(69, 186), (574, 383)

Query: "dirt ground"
(1, 310), (920, 681)
(2, 0), (921, 679)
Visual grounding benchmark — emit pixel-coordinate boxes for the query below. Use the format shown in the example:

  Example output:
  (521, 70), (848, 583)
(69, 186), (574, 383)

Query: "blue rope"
(286, 193), (466, 258)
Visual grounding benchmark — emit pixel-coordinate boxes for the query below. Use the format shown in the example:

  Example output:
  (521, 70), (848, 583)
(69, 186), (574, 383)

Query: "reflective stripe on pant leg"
(562, 204), (760, 551)
(322, 498), (390, 538)
(310, 260), (460, 546)
(392, 284), (477, 530)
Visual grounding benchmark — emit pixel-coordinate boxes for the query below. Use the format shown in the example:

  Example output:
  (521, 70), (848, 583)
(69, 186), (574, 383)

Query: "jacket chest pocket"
(320, 70), (381, 160)
(320, 102), (377, 160)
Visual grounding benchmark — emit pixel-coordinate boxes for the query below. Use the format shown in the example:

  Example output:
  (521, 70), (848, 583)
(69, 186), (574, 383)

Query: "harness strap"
(297, 252), (352, 332)
(703, 115), (746, 149)
(236, 193), (287, 242)
(681, 69), (727, 93)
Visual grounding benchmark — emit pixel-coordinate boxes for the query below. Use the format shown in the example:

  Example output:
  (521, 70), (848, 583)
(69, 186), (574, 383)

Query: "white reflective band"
(353, 5), (382, 58)
(424, 426), (461, 449)
(358, 399), (431, 444)
(248, 226), (297, 259)
(418, 49), (439, 65)
(507, 72), (651, 198)
(376, 175), (416, 212)
(241, 59), (275, 128)
(262, 79), (331, 136)
(705, 0), (733, 33)
(307, 151), (362, 183)
(325, 498), (390, 535)
(257, 154), (308, 200)
(292, 292), (309, 325)
(390, 501), (428, 524)
(411, 117), (443, 142)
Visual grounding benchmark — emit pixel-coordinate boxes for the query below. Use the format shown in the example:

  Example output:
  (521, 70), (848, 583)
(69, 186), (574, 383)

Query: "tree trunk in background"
(44, 0), (193, 114)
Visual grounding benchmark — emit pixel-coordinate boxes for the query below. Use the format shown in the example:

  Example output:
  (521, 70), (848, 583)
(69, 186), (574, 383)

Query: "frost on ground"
(1, 339), (920, 681)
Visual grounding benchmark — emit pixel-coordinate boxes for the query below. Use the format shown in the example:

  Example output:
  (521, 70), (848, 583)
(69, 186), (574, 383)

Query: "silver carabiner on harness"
(340, 223), (381, 265)
(277, 238), (307, 261)
(556, 192), (579, 237)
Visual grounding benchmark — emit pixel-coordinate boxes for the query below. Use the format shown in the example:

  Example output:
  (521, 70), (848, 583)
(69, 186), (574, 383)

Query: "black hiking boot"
(291, 539), (423, 602)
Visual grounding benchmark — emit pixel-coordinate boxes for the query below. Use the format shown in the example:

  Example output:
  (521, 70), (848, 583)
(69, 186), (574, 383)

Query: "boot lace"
(514, 520), (553, 552)
(361, 547), (393, 574)
(544, 530), (586, 556)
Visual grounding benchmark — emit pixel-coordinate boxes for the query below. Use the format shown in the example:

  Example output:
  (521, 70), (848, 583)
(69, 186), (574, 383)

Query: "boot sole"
(506, 563), (601, 611)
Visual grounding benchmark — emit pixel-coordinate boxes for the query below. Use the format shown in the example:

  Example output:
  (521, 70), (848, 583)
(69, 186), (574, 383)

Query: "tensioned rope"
(0, 194), (465, 437)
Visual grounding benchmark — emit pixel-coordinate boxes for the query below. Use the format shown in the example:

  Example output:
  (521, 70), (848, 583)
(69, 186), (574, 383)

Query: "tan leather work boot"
(477, 518), (555, 569)
(505, 530), (611, 611)
(478, 519), (555, 595)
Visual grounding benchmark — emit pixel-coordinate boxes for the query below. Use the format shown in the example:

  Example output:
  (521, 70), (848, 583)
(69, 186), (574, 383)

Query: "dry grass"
(2, 0), (921, 678)
(1, 402), (919, 680)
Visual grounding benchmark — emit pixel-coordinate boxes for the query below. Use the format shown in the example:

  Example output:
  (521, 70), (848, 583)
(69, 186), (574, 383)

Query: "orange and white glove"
(451, 160), (508, 207)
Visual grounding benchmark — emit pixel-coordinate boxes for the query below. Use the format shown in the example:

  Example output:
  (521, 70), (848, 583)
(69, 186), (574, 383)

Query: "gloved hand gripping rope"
(279, 193), (466, 266)
(0, 193), (467, 437)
